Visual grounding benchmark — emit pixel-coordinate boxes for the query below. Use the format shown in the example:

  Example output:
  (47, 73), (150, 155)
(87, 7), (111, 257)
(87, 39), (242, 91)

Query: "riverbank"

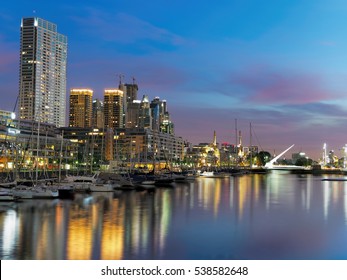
(1, 166), (346, 182)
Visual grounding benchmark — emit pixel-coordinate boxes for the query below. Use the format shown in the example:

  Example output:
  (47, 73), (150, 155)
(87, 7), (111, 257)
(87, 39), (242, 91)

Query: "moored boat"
(0, 190), (19, 202)
(90, 182), (114, 192)
(153, 174), (174, 186)
(12, 185), (59, 199)
(200, 171), (230, 178)
(55, 185), (75, 199)
(0, 180), (17, 188)
(62, 173), (98, 184)
(200, 171), (215, 178)
(32, 186), (59, 199)
(11, 185), (34, 199)
(131, 174), (156, 186)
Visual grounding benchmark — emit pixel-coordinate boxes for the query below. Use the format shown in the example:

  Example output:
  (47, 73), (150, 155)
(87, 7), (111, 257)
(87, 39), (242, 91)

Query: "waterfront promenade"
(1, 165), (347, 182)
(2, 172), (347, 260)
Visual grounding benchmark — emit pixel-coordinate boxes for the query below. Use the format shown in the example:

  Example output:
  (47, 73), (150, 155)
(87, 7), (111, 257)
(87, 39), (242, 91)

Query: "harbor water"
(1, 172), (347, 260)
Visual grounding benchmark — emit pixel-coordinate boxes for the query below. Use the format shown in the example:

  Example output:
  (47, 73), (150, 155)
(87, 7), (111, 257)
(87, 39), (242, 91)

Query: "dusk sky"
(1, 0), (347, 159)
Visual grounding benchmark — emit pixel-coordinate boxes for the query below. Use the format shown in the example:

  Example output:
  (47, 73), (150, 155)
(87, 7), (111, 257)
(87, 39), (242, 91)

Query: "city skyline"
(1, 1), (347, 159)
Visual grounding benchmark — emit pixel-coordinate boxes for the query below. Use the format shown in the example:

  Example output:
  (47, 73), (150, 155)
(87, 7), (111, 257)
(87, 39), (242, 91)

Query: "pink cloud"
(254, 75), (327, 104)
(171, 102), (347, 160)
(0, 38), (18, 72)
(230, 65), (337, 105)
(0, 36), (18, 110)
(0, 53), (17, 71)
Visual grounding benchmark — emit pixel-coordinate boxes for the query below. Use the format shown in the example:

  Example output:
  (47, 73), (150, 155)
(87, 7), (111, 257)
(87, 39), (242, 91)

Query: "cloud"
(282, 102), (347, 118)
(0, 52), (17, 72)
(0, 35), (18, 94)
(172, 100), (347, 159)
(0, 36), (18, 71)
(0, 12), (13, 21)
(319, 41), (337, 47)
(228, 64), (340, 105)
(69, 9), (184, 50)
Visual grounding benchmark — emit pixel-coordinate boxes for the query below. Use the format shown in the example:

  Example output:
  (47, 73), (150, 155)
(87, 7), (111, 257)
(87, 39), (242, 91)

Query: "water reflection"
(1, 173), (347, 259)
(1, 210), (19, 258)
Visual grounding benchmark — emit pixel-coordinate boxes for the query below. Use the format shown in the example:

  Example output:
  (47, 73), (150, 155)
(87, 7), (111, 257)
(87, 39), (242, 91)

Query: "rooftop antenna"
(250, 122), (252, 168)
(118, 73), (124, 86)
(132, 76), (136, 85)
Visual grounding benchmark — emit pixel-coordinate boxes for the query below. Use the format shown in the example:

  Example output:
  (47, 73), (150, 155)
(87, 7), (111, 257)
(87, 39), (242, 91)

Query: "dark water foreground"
(1, 171), (347, 260)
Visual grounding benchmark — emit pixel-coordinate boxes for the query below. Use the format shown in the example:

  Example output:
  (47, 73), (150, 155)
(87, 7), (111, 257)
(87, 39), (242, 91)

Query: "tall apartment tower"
(69, 89), (93, 128)
(104, 89), (124, 131)
(125, 83), (140, 128)
(126, 100), (141, 128)
(125, 83), (138, 105)
(139, 95), (152, 129)
(117, 81), (138, 126)
(150, 97), (174, 134)
(92, 99), (104, 129)
(19, 17), (67, 127)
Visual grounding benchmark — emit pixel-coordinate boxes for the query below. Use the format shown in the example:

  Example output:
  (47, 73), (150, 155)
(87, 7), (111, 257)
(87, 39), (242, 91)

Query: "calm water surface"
(1, 172), (347, 260)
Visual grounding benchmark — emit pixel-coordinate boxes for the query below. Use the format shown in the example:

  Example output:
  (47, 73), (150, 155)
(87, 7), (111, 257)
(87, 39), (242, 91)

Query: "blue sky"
(1, 0), (347, 159)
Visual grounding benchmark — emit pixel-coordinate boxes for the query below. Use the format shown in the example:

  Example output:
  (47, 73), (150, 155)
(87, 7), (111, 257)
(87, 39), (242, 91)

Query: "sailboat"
(3, 120), (61, 199)
(0, 189), (19, 201)
(89, 179), (114, 192)
(12, 183), (59, 199)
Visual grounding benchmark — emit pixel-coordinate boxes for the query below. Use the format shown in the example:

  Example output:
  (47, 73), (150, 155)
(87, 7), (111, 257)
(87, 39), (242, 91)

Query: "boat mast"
(250, 122), (252, 169)
(35, 117), (40, 183)
(90, 132), (95, 174)
(58, 130), (64, 182)
(44, 130), (48, 179)
(235, 119), (238, 167)
(115, 130), (119, 173)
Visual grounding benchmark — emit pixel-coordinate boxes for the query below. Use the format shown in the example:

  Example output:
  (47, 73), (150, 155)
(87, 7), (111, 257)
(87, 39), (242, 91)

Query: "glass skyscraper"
(19, 17), (67, 127)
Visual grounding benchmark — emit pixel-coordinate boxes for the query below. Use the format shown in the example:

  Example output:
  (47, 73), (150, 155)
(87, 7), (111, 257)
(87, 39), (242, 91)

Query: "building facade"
(19, 17), (67, 127)
(126, 100), (141, 128)
(125, 83), (138, 105)
(104, 89), (124, 131)
(109, 128), (184, 172)
(92, 99), (104, 129)
(0, 118), (77, 174)
(150, 97), (174, 134)
(69, 88), (93, 128)
(138, 95), (152, 129)
(124, 83), (139, 128)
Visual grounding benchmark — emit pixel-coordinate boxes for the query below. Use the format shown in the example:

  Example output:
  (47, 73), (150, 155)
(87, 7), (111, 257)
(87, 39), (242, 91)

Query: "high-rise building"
(126, 100), (141, 128)
(149, 97), (174, 134)
(124, 82), (138, 128)
(125, 83), (138, 105)
(104, 89), (124, 131)
(69, 89), (93, 128)
(92, 99), (104, 129)
(139, 95), (152, 129)
(19, 17), (67, 127)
